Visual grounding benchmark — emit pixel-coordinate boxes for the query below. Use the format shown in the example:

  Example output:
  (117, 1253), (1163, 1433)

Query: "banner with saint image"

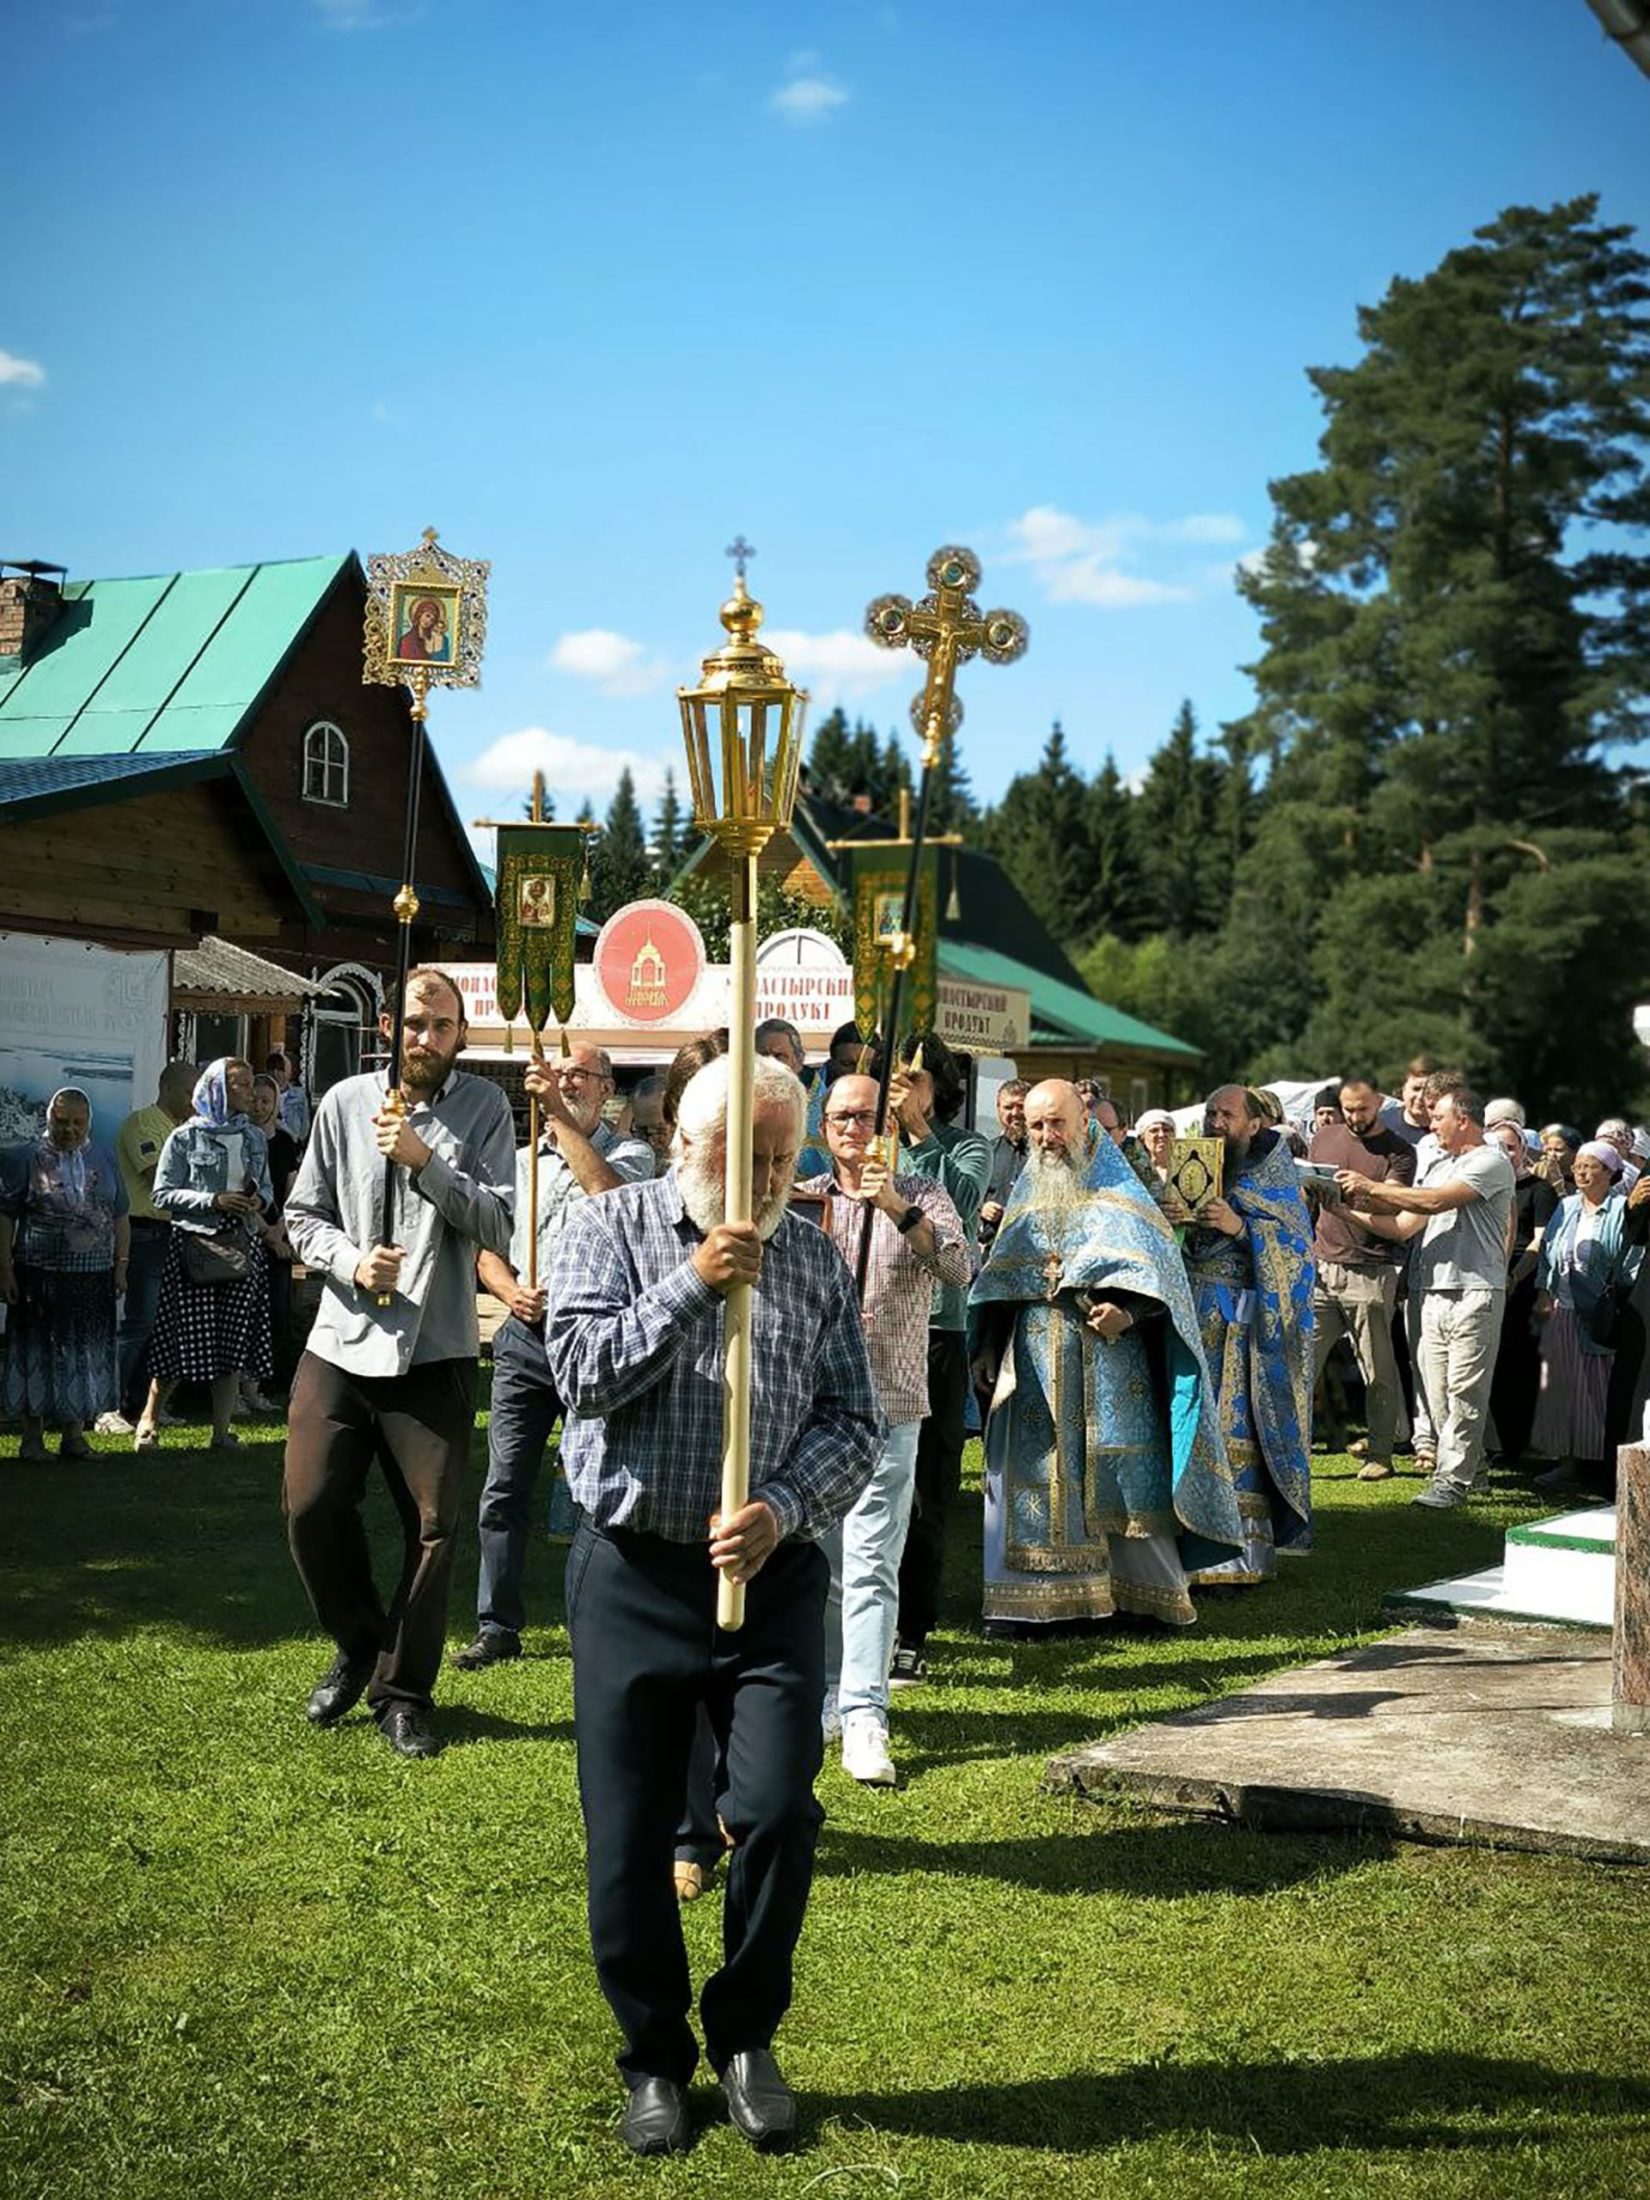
(493, 825), (585, 1037)
(841, 843), (939, 1051)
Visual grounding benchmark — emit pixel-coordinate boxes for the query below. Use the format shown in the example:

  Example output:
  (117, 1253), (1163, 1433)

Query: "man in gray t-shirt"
(1336, 1089), (1514, 1509)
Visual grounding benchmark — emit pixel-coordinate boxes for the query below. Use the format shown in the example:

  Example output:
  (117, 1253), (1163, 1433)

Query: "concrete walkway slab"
(1046, 1622), (1650, 1865)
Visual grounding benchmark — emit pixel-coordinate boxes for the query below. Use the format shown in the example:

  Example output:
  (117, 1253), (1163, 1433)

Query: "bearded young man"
(1181, 1083), (1316, 1587)
(544, 1054), (880, 2157)
(282, 967), (516, 1759)
(969, 1079), (1241, 1632)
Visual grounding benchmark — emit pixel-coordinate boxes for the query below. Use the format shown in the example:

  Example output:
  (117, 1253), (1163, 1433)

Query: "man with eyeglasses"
(453, 1042), (654, 1672)
(802, 1071), (969, 1784)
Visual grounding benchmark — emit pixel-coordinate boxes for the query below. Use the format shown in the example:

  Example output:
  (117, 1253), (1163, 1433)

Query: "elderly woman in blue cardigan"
(1531, 1140), (1642, 1494)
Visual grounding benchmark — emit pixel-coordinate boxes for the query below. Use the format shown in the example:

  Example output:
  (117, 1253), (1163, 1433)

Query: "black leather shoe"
(305, 1650), (375, 1727)
(379, 1703), (442, 1759)
(620, 2077), (692, 2156)
(450, 1631), (522, 1671)
(720, 2048), (796, 2150)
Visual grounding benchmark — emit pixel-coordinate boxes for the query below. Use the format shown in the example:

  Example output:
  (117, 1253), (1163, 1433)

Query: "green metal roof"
(939, 938), (1202, 1058)
(0, 555), (349, 759)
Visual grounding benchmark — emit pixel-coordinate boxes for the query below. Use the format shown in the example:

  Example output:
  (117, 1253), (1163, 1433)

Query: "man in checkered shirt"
(545, 1052), (880, 2158)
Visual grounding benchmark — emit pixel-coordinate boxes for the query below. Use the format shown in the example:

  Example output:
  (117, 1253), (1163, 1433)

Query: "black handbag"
(179, 1226), (250, 1287)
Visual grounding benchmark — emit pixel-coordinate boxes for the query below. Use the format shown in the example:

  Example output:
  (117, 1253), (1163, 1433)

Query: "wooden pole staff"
(377, 665), (430, 1304)
(719, 849), (760, 1632)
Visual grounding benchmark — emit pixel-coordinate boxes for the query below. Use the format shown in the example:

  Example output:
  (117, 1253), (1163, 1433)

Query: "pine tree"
(1132, 701), (1222, 937)
(588, 768), (651, 918)
(1085, 752), (1142, 941)
(982, 721), (1094, 943)
(651, 768), (686, 887)
(1239, 193), (1650, 1074)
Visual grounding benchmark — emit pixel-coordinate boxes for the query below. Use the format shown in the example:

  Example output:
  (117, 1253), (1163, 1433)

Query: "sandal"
(133, 1426), (159, 1453)
(673, 1861), (707, 1903)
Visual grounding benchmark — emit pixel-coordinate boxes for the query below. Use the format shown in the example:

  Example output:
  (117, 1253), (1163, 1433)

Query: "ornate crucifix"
(844, 546), (1028, 1298)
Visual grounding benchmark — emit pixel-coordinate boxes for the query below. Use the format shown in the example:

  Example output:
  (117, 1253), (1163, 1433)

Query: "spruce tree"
(1086, 752), (1142, 941)
(588, 768), (651, 918)
(983, 721), (1094, 944)
(651, 768), (686, 887)
(1132, 701), (1222, 937)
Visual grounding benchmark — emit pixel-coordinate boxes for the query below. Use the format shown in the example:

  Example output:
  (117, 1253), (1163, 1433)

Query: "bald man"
(1180, 1083), (1315, 1586)
(968, 1079), (1241, 1631)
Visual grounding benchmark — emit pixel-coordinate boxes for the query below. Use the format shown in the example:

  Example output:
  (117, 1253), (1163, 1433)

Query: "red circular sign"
(593, 899), (707, 1024)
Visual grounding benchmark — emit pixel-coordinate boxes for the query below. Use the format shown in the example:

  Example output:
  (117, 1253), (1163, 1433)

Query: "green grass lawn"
(3, 1404), (1649, 2200)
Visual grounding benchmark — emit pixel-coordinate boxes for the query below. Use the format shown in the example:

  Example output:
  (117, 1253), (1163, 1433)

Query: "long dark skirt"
(1490, 1271), (1543, 1461)
(148, 1235), (272, 1386)
(1, 1263), (118, 1424)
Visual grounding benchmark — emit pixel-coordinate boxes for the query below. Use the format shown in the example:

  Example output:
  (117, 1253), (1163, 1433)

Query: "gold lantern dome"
(678, 572), (808, 859)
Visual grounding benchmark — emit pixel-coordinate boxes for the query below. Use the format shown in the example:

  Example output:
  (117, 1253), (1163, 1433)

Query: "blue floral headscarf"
(192, 1058), (249, 1131)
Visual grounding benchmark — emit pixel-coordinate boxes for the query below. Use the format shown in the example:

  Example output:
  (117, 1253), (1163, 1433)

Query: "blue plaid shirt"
(545, 1171), (882, 1544)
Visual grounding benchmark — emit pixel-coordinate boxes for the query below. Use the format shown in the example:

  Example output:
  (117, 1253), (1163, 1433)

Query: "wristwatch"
(896, 1204), (924, 1234)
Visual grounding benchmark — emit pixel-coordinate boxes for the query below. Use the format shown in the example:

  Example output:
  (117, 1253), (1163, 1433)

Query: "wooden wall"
(0, 783), (294, 947)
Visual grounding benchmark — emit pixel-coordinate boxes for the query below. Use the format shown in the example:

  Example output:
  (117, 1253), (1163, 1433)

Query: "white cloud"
(462, 727), (673, 810)
(771, 69), (849, 121)
(0, 350), (45, 389)
(763, 627), (903, 702)
(550, 627), (669, 697)
(1003, 503), (1247, 612)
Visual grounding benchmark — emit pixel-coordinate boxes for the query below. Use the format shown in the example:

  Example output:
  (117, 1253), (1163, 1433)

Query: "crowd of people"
(5, 986), (1649, 2156)
(0, 1050), (312, 1458)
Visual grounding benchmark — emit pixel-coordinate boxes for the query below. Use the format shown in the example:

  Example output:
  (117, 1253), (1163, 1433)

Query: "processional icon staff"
(472, 773), (597, 1293)
(361, 528), (490, 1291)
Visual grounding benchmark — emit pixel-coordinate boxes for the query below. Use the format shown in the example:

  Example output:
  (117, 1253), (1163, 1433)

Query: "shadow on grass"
(807, 2053), (1650, 2153)
(816, 1813), (1387, 1896)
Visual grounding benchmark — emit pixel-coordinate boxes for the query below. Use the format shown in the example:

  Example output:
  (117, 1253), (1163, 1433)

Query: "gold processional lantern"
(676, 547), (808, 1632)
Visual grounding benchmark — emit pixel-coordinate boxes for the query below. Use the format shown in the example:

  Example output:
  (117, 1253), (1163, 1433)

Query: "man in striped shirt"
(545, 1054), (880, 2157)
(800, 1072), (969, 1785)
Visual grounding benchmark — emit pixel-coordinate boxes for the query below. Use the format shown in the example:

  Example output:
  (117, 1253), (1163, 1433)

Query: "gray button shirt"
(508, 1121), (656, 1279)
(286, 1069), (516, 1377)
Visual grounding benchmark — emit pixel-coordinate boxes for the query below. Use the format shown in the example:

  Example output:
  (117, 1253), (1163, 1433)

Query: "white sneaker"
(95, 1411), (135, 1435)
(840, 1714), (896, 1787)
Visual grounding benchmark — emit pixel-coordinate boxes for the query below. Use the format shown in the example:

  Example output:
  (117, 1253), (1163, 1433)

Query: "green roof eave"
(939, 938), (1202, 1059)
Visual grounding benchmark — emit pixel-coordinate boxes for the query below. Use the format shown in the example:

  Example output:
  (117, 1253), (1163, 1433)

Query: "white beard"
(1025, 1142), (1088, 1223)
(677, 1145), (791, 1241)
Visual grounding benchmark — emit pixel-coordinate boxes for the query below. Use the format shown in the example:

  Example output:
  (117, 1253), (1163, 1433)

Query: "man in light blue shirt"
(453, 1042), (653, 1670)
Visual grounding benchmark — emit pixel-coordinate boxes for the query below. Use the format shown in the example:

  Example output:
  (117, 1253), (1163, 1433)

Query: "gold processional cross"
(866, 548), (1028, 771)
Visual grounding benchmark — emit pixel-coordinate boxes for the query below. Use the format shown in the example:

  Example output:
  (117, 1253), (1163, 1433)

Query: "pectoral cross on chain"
(865, 547), (1028, 768)
(1042, 1250), (1065, 1301)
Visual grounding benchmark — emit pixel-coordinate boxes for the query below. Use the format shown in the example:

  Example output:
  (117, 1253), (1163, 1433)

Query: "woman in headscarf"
(1530, 1139), (1641, 1495)
(0, 1088), (129, 1459)
(135, 1058), (273, 1453)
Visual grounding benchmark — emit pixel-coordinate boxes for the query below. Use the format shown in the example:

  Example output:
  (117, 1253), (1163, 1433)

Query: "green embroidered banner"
(493, 825), (585, 1037)
(840, 843), (939, 1052)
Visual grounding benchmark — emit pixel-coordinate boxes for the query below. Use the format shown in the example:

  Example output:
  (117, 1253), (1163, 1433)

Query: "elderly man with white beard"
(969, 1079), (1241, 1633)
(544, 1054), (880, 2158)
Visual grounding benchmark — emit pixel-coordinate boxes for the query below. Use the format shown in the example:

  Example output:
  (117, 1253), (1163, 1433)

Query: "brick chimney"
(0, 559), (68, 664)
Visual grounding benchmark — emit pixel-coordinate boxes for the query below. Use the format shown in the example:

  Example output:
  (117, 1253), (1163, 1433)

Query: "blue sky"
(7, 1), (1648, 831)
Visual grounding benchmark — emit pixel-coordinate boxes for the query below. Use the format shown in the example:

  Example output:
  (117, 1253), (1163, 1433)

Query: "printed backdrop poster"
(0, 933), (169, 1142)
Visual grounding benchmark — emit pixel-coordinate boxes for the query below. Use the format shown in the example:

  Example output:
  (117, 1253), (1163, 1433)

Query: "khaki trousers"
(1313, 1260), (1409, 1462)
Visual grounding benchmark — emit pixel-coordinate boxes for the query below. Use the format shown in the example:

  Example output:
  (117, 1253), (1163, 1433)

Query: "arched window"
(302, 720), (349, 807)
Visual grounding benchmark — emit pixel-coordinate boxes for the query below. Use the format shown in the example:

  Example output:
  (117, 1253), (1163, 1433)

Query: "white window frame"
(302, 720), (350, 807)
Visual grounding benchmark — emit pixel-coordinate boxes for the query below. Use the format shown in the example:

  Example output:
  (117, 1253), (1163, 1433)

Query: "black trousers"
(896, 1329), (970, 1650)
(283, 1350), (476, 1714)
(568, 1521), (827, 2085)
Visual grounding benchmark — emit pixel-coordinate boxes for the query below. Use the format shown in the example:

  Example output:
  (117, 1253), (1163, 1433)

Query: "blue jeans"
(475, 1317), (567, 1642)
(118, 1221), (171, 1416)
(822, 1419), (921, 1723)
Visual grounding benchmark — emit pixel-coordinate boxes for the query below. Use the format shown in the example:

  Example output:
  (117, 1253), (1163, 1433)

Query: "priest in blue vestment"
(1182, 1083), (1316, 1586)
(969, 1080), (1242, 1629)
